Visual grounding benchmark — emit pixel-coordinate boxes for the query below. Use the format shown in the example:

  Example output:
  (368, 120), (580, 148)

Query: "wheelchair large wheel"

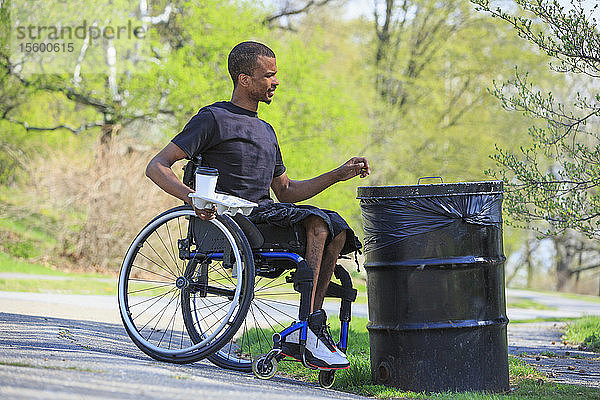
(204, 264), (301, 371)
(118, 206), (254, 363)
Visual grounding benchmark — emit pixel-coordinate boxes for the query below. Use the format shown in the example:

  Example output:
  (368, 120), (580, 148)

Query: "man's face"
(248, 56), (279, 104)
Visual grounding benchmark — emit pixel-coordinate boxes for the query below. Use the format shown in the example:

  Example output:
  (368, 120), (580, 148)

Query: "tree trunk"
(554, 236), (572, 292)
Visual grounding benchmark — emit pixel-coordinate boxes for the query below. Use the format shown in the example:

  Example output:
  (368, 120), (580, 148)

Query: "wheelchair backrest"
(182, 159), (198, 190)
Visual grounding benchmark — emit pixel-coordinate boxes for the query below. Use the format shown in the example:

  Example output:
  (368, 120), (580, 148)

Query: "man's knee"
(303, 216), (328, 240)
(327, 230), (346, 253)
(332, 230), (346, 245)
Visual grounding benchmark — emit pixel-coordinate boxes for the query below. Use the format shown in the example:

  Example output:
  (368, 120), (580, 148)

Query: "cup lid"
(196, 167), (218, 176)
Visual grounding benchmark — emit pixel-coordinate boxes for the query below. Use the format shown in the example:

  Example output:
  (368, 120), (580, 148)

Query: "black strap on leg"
(293, 259), (313, 321)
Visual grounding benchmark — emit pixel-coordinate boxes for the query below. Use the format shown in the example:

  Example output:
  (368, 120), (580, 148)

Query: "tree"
(364, 0), (552, 187)
(0, 0), (375, 270)
(0, 0), (178, 140)
(471, 0), (600, 239)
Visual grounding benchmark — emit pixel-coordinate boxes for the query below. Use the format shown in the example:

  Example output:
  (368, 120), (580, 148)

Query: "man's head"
(228, 41), (278, 104)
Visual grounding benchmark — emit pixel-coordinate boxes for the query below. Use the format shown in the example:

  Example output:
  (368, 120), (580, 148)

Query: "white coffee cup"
(195, 167), (219, 197)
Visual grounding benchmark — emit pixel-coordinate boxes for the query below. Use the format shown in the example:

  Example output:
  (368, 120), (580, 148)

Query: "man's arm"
(146, 142), (194, 204)
(271, 157), (370, 203)
(146, 143), (217, 220)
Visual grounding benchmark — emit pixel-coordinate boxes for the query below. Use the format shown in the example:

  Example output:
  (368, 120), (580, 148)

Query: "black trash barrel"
(357, 181), (509, 393)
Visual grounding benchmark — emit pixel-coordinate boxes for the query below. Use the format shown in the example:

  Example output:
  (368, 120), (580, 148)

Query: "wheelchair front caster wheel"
(318, 370), (335, 388)
(252, 355), (277, 380)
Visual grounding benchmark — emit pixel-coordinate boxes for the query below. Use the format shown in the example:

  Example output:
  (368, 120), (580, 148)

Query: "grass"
(0, 250), (116, 295)
(247, 317), (600, 399)
(0, 250), (111, 278)
(0, 277), (117, 295)
(0, 190), (60, 259)
(507, 297), (557, 311)
(563, 316), (600, 352)
(0, 250), (69, 275)
(509, 288), (600, 304)
(352, 279), (367, 304)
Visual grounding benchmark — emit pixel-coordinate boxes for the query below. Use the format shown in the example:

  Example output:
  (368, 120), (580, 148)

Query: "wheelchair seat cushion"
(247, 202), (361, 255)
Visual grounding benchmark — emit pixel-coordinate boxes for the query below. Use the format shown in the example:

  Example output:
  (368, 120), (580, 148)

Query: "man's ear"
(238, 73), (251, 88)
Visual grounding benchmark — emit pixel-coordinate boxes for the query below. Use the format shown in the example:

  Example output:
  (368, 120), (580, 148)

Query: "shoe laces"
(316, 323), (337, 350)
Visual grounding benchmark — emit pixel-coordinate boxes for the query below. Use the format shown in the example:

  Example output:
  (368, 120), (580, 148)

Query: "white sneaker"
(281, 310), (349, 369)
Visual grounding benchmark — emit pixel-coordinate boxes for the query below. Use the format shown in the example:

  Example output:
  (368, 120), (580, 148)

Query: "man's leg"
(284, 215), (349, 369)
(302, 215), (328, 312)
(313, 230), (346, 310)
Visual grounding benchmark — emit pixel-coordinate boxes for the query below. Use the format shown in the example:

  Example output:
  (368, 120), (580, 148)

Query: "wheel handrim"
(118, 210), (244, 356)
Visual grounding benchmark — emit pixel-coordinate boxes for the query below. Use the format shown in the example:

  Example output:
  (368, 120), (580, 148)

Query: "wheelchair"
(117, 162), (357, 388)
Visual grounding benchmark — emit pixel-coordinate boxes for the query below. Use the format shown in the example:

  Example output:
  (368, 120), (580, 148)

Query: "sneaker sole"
(280, 351), (349, 370)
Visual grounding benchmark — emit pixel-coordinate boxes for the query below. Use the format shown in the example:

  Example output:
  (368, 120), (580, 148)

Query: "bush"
(30, 135), (179, 272)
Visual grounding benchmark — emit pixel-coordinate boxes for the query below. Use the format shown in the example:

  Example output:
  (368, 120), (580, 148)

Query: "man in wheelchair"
(146, 41), (370, 370)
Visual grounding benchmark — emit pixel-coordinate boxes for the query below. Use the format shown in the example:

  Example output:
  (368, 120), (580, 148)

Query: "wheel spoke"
(136, 251), (179, 278)
(120, 209), (253, 363)
(129, 287), (178, 307)
(131, 263), (176, 282)
(164, 220), (181, 275)
(145, 241), (178, 278)
(131, 287), (177, 321)
(255, 278), (289, 292)
(141, 289), (179, 340)
(154, 227), (180, 274)
(254, 297), (297, 321)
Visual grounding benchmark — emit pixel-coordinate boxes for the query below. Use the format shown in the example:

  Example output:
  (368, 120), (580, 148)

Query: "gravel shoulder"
(508, 322), (600, 388)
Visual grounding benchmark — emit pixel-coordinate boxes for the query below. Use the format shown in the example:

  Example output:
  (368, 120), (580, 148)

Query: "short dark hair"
(228, 41), (275, 86)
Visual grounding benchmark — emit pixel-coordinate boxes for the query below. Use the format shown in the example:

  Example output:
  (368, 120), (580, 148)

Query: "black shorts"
(248, 202), (361, 255)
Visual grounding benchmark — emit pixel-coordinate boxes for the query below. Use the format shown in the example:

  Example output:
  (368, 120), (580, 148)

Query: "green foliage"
(472, 0), (600, 237)
(0, 276), (116, 295)
(0, 188), (59, 258)
(0, 0), (580, 271)
(564, 315), (600, 352)
(507, 297), (557, 310)
(364, 0), (553, 194)
(509, 356), (541, 378)
(0, 251), (66, 275)
(582, 332), (600, 352)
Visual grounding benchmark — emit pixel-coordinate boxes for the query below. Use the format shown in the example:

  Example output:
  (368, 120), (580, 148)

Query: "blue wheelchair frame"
(191, 249), (355, 370)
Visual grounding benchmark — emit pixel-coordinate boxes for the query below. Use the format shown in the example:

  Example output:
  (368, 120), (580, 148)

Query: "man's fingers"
(350, 158), (368, 167)
(194, 205), (217, 221)
(340, 156), (370, 180)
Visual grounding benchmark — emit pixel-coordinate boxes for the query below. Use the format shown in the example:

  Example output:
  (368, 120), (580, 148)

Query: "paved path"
(2, 286), (599, 326)
(0, 312), (367, 400)
(506, 289), (600, 321)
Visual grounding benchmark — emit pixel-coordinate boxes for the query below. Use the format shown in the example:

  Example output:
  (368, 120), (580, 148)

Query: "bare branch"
(263, 0), (333, 25)
(6, 118), (104, 134)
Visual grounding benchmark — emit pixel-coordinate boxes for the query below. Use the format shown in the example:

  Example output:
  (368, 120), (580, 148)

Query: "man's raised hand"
(336, 157), (371, 182)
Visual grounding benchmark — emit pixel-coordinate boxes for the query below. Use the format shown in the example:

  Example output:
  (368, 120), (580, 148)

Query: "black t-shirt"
(172, 101), (286, 204)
